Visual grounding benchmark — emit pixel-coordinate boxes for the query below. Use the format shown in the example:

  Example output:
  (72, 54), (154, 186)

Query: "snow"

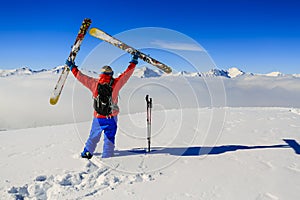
(0, 67), (33, 77)
(200, 68), (230, 78)
(265, 72), (284, 77)
(2, 66), (300, 79)
(0, 67), (300, 199)
(227, 67), (245, 78)
(133, 66), (163, 78)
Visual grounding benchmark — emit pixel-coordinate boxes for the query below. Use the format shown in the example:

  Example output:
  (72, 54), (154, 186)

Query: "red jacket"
(72, 63), (136, 118)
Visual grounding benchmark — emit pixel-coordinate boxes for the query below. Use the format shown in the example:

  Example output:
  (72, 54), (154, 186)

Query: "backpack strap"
(109, 78), (114, 87)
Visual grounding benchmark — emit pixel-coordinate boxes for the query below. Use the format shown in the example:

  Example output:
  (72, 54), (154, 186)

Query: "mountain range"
(0, 66), (299, 78)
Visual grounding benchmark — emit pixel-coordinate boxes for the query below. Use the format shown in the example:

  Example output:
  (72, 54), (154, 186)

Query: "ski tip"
(49, 96), (59, 105)
(89, 27), (97, 36)
(84, 18), (92, 23)
(165, 68), (172, 74)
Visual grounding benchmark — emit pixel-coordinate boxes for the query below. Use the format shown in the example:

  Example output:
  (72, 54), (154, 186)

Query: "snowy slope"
(0, 67), (300, 199)
(0, 108), (300, 199)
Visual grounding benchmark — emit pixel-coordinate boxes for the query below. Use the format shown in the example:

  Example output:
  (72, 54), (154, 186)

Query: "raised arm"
(66, 60), (98, 93)
(114, 52), (139, 89)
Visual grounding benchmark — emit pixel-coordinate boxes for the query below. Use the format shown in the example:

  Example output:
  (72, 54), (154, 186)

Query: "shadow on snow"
(114, 139), (300, 157)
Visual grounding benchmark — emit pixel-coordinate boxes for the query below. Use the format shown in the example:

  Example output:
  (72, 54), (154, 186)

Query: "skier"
(66, 53), (139, 159)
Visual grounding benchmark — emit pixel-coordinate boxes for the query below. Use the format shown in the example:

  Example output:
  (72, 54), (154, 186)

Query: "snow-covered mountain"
(0, 66), (299, 78)
(265, 71), (284, 77)
(133, 66), (163, 78)
(133, 67), (246, 78)
(0, 66), (62, 77)
(171, 71), (200, 77)
(50, 65), (65, 74)
(200, 68), (230, 78)
(199, 68), (246, 78)
(0, 66), (98, 77)
(227, 67), (245, 78)
(0, 67), (47, 77)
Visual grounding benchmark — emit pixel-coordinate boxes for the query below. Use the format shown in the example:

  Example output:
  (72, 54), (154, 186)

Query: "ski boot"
(81, 148), (93, 159)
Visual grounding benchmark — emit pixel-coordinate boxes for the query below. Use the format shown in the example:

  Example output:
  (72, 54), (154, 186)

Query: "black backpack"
(93, 79), (115, 116)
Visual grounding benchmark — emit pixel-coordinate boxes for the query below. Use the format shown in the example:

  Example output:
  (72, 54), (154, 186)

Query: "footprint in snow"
(35, 175), (47, 182)
(256, 192), (279, 200)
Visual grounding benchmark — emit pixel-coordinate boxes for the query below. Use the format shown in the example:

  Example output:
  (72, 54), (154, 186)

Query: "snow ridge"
(227, 67), (245, 78)
(201, 68), (230, 78)
(1, 66), (298, 78)
(133, 66), (163, 78)
(0, 67), (47, 77)
(265, 71), (283, 77)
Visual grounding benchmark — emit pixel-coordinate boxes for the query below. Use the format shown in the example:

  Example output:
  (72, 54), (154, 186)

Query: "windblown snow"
(0, 67), (300, 199)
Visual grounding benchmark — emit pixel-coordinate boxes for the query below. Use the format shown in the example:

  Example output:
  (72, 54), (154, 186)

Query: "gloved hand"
(65, 59), (77, 70)
(130, 52), (140, 64)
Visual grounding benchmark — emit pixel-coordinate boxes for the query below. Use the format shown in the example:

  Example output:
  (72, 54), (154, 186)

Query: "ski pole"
(146, 95), (152, 152)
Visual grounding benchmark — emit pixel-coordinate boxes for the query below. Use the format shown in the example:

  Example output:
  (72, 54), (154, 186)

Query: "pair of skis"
(49, 19), (172, 105)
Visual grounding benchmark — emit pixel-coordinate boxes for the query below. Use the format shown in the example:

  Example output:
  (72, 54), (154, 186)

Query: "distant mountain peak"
(175, 71), (200, 77)
(50, 65), (65, 74)
(265, 71), (283, 77)
(201, 68), (230, 78)
(0, 67), (33, 77)
(227, 67), (245, 78)
(133, 66), (163, 78)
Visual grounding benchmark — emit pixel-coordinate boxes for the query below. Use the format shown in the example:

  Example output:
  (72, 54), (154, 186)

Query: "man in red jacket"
(66, 53), (139, 159)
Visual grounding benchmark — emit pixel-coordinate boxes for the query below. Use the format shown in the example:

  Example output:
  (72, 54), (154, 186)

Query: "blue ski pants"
(84, 116), (118, 158)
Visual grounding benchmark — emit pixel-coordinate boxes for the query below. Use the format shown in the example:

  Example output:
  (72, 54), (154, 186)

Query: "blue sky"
(1, 0), (299, 74)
